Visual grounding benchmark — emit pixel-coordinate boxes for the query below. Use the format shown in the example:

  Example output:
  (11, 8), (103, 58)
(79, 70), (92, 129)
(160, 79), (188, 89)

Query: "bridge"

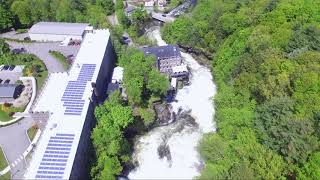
(151, 12), (175, 23)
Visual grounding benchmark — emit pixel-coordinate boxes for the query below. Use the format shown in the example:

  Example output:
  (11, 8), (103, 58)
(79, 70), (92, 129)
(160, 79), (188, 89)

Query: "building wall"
(69, 37), (116, 180)
(29, 33), (83, 42)
(159, 57), (182, 74)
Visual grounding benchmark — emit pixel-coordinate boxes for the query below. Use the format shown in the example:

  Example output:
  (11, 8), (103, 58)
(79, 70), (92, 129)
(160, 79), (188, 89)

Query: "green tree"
(147, 68), (169, 96)
(11, 0), (32, 26)
(0, 39), (10, 55)
(55, 0), (75, 22)
(91, 92), (133, 180)
(298, 152), (320, 179)
(138, 107), (155, 127)
(96, 0), (114, 15)
(0, 3), (14, 31)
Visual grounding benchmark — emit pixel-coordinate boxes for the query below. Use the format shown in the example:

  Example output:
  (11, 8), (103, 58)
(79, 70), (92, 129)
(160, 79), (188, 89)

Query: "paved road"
(0, 31), (28, 40)
(7, 42), (80, 73)
(0, 117), (34, 179)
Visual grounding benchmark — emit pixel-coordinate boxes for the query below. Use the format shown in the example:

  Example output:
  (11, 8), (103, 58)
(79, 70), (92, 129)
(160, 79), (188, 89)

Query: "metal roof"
(26, 30), (111, 180)
(29, 22), (90, 36)
(0, 84), (18, 98)
(142, 45), (181, 60)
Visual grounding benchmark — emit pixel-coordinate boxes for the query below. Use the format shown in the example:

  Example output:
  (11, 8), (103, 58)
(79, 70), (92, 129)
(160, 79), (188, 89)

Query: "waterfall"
(128, 27), (217, 179)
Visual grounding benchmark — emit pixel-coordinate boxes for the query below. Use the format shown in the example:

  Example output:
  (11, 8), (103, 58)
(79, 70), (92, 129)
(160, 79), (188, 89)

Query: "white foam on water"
(129, 27), (216, 179)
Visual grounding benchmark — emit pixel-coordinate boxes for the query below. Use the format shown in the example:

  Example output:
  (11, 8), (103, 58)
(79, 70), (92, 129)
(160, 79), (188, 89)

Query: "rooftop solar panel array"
(35, 133), (75, 179)
(61, 64), (96, 116)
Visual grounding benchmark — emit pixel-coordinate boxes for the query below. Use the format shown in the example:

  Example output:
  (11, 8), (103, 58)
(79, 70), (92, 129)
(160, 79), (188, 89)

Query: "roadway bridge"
(151, 12), (175, 23)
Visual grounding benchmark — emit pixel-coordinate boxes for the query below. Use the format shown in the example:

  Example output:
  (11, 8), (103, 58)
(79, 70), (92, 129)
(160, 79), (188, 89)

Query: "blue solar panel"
(50, 136), (74, 140)
(42, 159), (68, 162)
(44, 154), (69, 158)
(47, 143), (72, 147)
(49, 140), (73, 143)
(40, 162), (67, 166)
(39, 166), (66, 171)
(37, 171), (64, 175)
(36, 133), (75, 179)
(35, 175), (63, 179)
(64, 113), (81, 115)
(56, 133), (75, 137)
(61, 64), (96, 116)
(45, 151), (70, 155)
(46, 147), (71, 151)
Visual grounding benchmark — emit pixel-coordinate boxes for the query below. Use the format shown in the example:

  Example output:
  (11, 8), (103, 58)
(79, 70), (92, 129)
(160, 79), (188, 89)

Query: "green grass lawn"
(0, 110), (11, 122)
(1, 171), (11, 179)
(0, 147), (8, 170)
(27, 125), (39, 142)
(49, 50), (69, 71)
(36, 70), (49, 91)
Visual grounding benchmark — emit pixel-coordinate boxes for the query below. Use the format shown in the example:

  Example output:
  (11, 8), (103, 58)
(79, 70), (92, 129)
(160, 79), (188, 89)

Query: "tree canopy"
(163, 0), (320, 179)
(0, 0), (115, 30)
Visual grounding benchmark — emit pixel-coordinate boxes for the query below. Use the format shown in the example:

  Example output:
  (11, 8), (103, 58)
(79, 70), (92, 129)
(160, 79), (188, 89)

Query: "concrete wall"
(69, 37), (116, 180)
(29, 33), (82, 42)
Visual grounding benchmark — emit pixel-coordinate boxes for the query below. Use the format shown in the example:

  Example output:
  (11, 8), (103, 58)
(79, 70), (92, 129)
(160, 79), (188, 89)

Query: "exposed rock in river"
(153, 102), (175, 125)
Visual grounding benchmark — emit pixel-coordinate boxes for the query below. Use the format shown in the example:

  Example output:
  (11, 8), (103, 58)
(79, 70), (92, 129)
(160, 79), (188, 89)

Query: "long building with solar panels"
(25, 29), (116, 179)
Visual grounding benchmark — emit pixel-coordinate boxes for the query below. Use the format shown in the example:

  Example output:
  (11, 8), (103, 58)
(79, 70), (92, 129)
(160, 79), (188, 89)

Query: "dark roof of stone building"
(142, 45), (181, 60)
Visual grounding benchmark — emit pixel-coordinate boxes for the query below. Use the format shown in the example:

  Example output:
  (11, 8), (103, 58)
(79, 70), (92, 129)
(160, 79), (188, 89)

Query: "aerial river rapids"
(128, 27), (217, 179)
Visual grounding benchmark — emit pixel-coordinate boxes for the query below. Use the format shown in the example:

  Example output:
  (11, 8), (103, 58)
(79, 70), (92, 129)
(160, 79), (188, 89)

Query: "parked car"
(2, 65), (9, 71)
(24, 37), (31, 41)
(4, 79), (10, 84)
(9, 65), (15, 71)
(0, 79), (2, 84)
(12, 48), (26, 54)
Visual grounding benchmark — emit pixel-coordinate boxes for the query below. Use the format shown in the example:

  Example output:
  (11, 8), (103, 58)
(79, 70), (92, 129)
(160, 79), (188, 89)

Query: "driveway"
(0, 31), (28, 41)
(0, 117), (34, 179)
(7, 41), (80, 73)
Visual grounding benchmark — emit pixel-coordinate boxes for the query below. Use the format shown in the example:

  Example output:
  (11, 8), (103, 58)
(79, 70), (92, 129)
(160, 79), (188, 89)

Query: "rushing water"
(128, 27), (217, 179)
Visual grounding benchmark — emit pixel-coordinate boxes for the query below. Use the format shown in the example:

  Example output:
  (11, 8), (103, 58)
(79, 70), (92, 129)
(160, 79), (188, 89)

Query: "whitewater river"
(128, 27), (217, 179)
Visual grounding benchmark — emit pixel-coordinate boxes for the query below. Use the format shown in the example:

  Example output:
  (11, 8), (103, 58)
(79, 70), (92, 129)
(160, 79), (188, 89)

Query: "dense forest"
(0, 0), (114, 31)
(163, 0), (320, 179)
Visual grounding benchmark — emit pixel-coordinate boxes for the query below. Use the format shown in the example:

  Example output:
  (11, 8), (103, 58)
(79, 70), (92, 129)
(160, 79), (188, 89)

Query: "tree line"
(163, 0), (320, 179)
(0, 0), (115, 31)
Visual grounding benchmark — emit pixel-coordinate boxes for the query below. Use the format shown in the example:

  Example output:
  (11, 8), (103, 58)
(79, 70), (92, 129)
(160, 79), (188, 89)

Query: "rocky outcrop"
(153, 102), (175, 125)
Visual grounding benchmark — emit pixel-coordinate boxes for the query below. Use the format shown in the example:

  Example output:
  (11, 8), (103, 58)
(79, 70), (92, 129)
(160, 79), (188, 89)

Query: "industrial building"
(25, 29), (116, 179)
(142, 45), (188, 79)
(28, 22), (92, 42)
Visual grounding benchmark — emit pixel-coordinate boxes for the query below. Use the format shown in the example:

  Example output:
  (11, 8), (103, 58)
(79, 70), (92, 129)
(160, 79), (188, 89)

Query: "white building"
(25, 29), (116, 179)
(28, 22), (92, 42)
(111, 66), (124, 83)
(158, 0), (166, 7)
(144, 0), (155, 7)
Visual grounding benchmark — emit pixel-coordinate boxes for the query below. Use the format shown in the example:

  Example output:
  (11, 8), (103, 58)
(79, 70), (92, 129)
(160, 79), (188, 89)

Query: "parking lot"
(7, 41), (80, 73)
(0, 65), (24, 85)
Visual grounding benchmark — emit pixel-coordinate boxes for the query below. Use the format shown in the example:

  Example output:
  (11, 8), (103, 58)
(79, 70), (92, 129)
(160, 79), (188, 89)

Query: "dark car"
(0, 79), (2, 84)
(4, 79), (10, 84)
(2, 65), (9, 71)
(9, 65), (15, 71)
(24, 37), (31, 41)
